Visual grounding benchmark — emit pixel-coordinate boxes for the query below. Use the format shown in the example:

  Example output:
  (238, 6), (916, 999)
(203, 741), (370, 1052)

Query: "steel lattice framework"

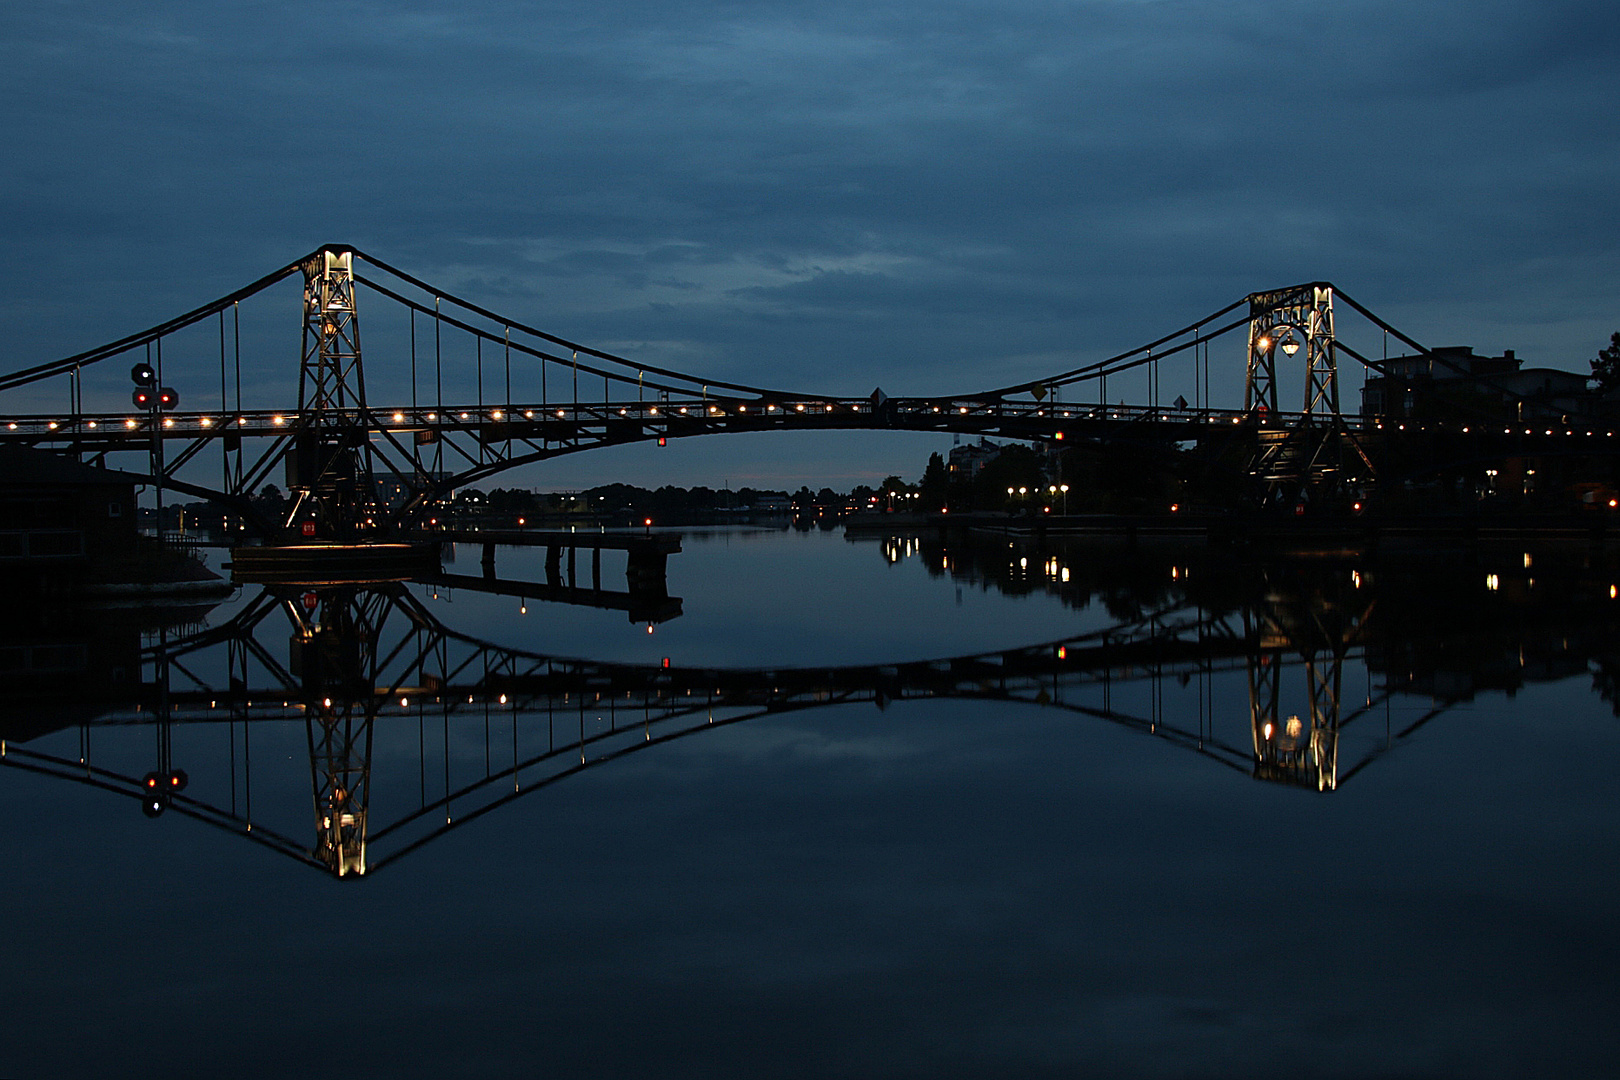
(0, 245), (1580, 531)
(285, 249), (382, 539)
(0, 576), (1441, 878)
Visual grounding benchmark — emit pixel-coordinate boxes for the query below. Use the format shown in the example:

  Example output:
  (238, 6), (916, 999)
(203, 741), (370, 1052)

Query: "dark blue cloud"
(2, 0), (1617, 485)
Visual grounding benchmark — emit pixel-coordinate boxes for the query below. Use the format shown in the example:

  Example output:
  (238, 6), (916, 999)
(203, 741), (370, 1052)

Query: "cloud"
(1, 0), (1617, 483)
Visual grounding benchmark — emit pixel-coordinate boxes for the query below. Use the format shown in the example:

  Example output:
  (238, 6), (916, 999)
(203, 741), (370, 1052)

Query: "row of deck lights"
(5, 402), (994, 429)
(7, 408), (1618, 440)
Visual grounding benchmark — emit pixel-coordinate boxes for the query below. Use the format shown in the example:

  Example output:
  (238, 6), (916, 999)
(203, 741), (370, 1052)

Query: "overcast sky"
(3, 0), (1617, 488)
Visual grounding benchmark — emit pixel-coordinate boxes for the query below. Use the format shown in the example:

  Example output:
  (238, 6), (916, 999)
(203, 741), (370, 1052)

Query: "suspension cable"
(0, 251), (311, 391)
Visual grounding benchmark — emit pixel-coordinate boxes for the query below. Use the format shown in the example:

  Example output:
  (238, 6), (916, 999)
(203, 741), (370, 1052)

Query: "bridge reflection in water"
(2, 532), (1614, 879)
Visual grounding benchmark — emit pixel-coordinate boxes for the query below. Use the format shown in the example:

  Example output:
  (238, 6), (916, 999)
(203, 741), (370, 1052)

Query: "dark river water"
(3, 525), (1617, 1078)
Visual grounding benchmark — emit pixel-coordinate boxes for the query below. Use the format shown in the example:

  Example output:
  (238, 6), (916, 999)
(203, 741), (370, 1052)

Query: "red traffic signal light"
(131, 386), (177, 410)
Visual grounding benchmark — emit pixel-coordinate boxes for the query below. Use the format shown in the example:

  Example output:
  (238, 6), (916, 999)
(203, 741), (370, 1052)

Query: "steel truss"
(2, 250), (1572, 531)
(8, 583), (1422, 878)
(1244, 285), (1374, 502)
(1246, 577), (1378, 790)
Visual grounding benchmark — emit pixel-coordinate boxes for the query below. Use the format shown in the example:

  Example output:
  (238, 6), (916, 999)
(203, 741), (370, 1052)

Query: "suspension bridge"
(0, 570), (1445, 879)
(1, 244), (1606, 541)
(4, 514), (1604, 879)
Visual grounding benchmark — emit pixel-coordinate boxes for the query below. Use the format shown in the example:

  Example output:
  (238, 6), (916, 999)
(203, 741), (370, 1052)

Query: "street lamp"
(1256, 327), (1302, 356)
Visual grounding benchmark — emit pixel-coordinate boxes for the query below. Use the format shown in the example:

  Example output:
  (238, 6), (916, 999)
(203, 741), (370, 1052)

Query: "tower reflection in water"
(4, 534), (1615, 879)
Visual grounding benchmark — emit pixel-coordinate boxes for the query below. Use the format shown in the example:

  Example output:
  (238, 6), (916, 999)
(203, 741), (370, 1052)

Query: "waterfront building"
(1360, 346), (1589, 421)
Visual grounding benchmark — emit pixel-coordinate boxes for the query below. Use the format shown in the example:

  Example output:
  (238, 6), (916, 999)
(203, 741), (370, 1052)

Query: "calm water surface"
(2, 525), (1616, 1078)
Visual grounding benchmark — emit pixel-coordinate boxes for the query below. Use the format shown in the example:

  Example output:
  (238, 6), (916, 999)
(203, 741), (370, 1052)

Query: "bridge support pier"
(454, 530), (680, 615)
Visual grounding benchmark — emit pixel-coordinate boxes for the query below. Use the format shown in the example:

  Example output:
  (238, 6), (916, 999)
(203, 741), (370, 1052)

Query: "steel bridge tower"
(290, 587), (386, 877)
(1243, 285), (1368, 504)
(288, 248), (378, 540)
(1245, 574), (1371, 790)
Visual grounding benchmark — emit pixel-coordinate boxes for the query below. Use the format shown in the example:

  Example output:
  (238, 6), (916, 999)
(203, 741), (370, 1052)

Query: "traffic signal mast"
(130, 361), (179, 531)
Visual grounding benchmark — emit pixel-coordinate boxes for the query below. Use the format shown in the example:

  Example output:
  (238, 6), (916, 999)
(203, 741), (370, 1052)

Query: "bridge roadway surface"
(4, 396), (1616, 480)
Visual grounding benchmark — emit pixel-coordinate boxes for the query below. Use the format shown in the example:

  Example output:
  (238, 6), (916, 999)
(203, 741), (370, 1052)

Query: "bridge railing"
(11, 393), (1620, 446)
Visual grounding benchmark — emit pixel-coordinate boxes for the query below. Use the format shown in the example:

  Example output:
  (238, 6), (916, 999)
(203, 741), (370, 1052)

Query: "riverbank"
(843, 508), (1620, 552)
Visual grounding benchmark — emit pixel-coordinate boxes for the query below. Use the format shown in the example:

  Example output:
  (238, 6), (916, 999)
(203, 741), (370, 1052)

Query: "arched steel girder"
(8, 395), (1611, 538)
(14, 563), (1502, 881)
(0, 260), (1552, 458)
(6, 241), (1595, 537)
(0, 394), (1262, 537)
(2, 589), (1439, 880)
(399, 395), (1206, 514)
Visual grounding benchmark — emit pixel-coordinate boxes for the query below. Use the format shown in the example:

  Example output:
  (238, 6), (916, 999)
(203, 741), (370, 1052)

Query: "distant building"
(374, 470), (453, 509)
(1361, 346), (1589, 422)
(948, 438), (1003, 480)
